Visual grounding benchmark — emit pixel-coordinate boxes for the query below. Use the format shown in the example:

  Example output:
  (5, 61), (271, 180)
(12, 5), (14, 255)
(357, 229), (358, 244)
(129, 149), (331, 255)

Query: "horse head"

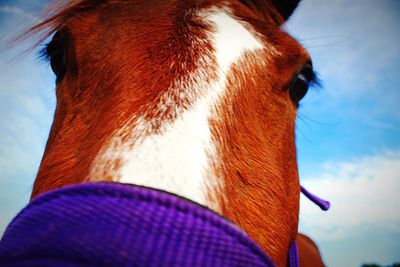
(28, 1), (316, 265)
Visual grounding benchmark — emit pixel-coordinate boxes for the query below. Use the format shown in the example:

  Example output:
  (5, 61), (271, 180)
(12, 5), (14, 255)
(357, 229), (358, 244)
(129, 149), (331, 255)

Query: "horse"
(0, 0), (327, 266)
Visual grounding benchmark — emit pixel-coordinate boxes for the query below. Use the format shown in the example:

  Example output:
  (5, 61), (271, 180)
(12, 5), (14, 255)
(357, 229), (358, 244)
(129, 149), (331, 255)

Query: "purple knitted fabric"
(0, 182), (284, 267)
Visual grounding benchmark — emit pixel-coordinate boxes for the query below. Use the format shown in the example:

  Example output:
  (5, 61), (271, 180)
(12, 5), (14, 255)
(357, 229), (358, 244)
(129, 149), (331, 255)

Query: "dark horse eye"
(45, 31), (67, 81)
(289, 64), (315, 107)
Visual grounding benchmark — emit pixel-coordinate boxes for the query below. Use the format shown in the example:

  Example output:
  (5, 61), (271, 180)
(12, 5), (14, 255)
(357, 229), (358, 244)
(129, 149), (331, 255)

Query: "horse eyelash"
(38, 42), (51, 62)
(310, 71), (323, 90)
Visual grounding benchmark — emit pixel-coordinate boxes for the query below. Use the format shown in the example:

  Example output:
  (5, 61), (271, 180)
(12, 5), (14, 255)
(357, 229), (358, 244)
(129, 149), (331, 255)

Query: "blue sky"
(0, 1), (399, 267)
(286, 1), (400, 266)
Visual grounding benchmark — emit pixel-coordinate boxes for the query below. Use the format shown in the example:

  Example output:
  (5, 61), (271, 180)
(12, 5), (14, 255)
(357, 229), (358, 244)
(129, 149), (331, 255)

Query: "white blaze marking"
(89, 8), (263, 210)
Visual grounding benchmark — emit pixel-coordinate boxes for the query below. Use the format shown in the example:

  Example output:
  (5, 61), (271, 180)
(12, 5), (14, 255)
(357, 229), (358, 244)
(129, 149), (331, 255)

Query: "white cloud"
(299, 151), (400, 240)
(286, 0), (400, 123)
(0, 4), (55, 234)
(0, 38), (55, 178)
(287, 0), (400, 92)
(0, 5), (37, 22)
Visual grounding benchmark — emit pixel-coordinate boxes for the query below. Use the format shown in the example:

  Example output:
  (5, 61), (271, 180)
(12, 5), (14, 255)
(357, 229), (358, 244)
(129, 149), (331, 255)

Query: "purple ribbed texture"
(0, 182), (278, 267)
(287, 241), (299, 267)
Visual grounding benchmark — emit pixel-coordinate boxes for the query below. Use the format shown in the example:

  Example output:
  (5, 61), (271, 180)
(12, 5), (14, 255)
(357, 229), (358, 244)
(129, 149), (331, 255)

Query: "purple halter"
(300, 186), (330, 211)
(286, 185), (330, 267)
(0, 182), (328, 267)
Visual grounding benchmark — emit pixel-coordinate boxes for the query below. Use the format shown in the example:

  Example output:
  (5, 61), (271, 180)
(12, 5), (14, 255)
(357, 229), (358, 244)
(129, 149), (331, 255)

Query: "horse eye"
(49, 47), (66, 80)
(289, 64), (315, 107)
(46, 32), (67, 81)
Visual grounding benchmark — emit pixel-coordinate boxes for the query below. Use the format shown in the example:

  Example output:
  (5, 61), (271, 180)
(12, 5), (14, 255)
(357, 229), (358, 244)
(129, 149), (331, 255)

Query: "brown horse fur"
(297, 233), (326, 267)
(28, 1), (317, 266)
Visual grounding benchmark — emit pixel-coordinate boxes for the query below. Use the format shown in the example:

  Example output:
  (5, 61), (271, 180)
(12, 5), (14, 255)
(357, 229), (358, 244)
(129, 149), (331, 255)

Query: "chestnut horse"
(8, 0), (326, 266)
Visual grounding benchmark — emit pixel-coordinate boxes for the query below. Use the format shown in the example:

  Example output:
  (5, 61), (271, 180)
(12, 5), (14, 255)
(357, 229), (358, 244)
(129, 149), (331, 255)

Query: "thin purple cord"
(300, 186), (330, 211)
(288, 241), (300, 267)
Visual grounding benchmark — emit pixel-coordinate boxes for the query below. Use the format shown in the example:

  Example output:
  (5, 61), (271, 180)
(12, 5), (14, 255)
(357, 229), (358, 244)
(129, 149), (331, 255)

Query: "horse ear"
(270, 0), (301, 21)
(239, 0), (301, 23)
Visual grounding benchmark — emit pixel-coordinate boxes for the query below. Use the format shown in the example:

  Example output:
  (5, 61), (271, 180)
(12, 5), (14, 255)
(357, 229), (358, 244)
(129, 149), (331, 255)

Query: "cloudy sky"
(286, 1), (400, 266)
(0, 1), (399, 267)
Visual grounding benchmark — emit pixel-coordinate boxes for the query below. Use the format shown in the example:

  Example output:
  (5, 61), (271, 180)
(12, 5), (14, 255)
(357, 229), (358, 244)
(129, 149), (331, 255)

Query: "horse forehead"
(66, 5), (306, 71)
(66, 1), (298, 47)
(85, 6), (272, 208)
